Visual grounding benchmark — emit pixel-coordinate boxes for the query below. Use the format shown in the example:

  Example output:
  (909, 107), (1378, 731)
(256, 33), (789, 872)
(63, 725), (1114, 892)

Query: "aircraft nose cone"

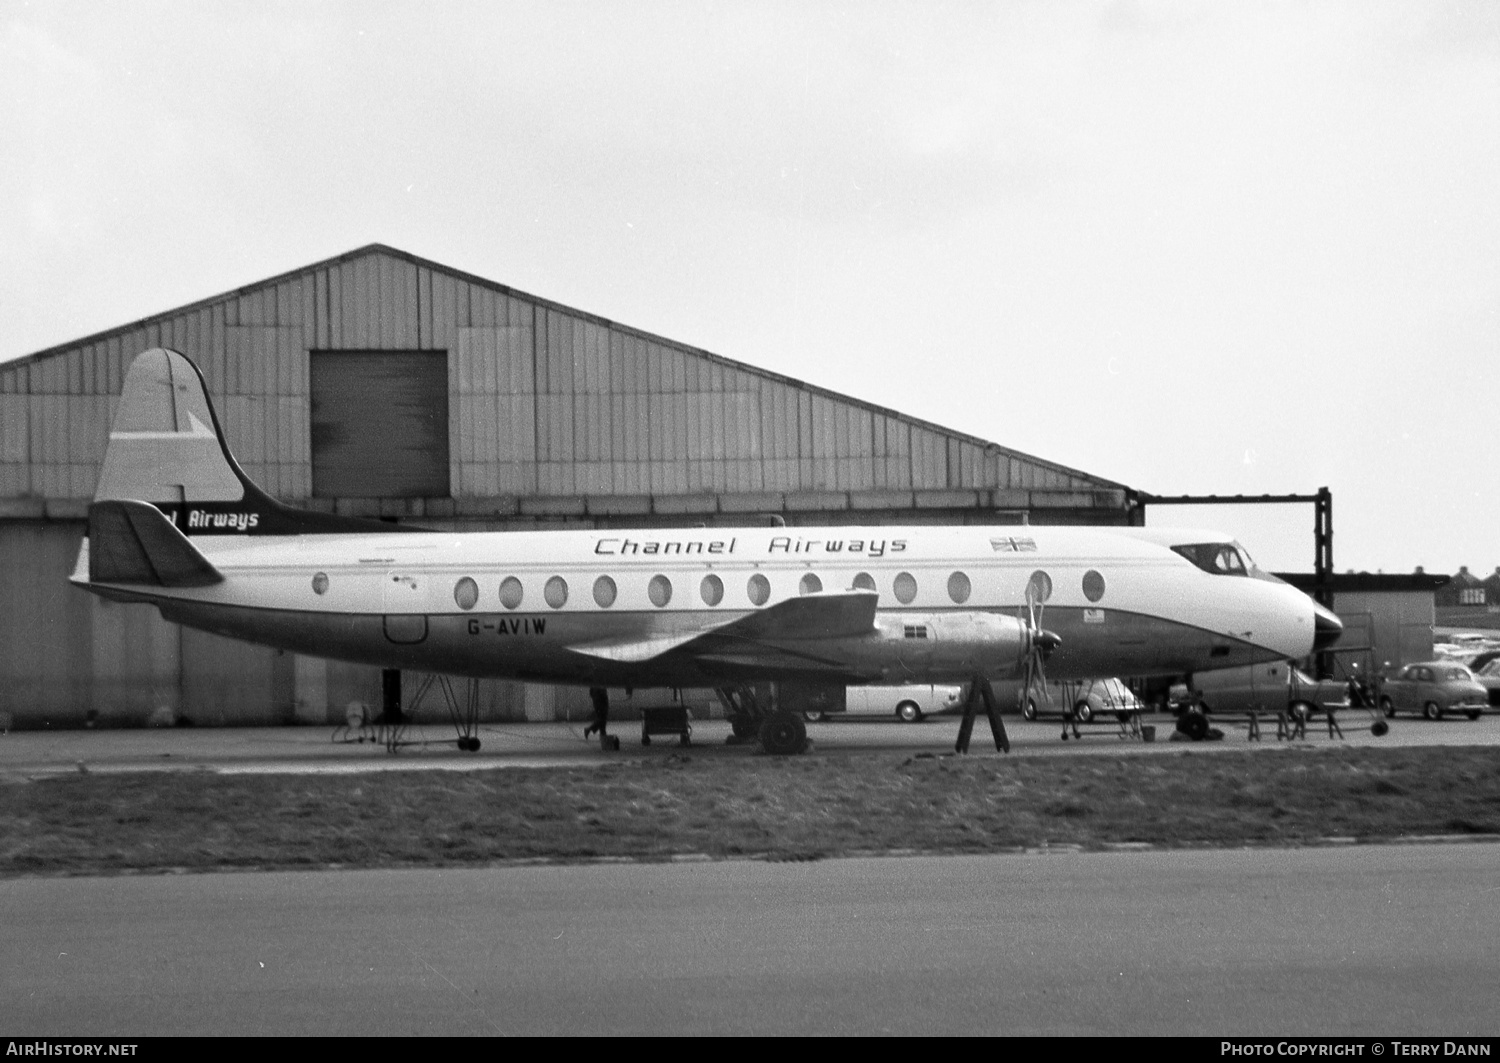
(1312, 601), (1343, 652)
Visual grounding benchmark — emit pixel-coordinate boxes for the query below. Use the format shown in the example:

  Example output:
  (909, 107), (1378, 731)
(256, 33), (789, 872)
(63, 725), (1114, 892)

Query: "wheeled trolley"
(640, 706), (692, 747)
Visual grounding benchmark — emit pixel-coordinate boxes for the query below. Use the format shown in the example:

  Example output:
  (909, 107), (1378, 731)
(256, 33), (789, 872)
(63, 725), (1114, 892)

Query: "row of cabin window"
(443, 568), (1108, 611)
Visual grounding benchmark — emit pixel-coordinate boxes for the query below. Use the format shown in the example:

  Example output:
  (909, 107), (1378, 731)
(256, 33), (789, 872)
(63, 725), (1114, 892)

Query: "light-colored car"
(808, 684), (967, 723)
(1021, 677), (1142, 723)
(1377, 662), (1488, 720)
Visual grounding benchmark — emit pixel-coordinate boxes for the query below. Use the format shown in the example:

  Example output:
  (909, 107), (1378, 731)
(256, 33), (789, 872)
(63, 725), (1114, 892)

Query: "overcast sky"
(4, 0), (1496, 576)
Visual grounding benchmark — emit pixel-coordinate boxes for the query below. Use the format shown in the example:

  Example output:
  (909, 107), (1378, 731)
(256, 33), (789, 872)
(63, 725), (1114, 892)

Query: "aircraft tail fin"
(87, 499), (224, 587)
(95, 348), (247, 507)
(95, 348), (412, 536)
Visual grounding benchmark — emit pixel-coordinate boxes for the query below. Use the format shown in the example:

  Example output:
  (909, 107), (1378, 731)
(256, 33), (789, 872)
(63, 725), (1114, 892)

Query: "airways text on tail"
(71, 348), (1342, 754)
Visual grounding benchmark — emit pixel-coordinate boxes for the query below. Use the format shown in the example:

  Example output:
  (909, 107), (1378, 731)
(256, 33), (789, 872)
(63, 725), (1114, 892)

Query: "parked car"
(1469, 658), (1500, 708)
(1020, 677), (1143, 723)
(1170, 661), (1348, 721)
(1377, 662), (1488, 720)
(806, 683), (967, 723)
(1468, 649), (1500, 674)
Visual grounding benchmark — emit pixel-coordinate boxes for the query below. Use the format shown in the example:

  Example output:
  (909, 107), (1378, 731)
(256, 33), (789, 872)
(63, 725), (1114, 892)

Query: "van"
(807, 684), (968, 723)
(1174, 661), (1347, 719)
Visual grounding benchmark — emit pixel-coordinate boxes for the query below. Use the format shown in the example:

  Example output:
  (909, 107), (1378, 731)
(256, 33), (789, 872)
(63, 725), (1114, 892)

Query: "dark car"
(1472, 658), (1500, 708)
(1169, 661), (1347, 721)
(1377, 662), (1488, 720)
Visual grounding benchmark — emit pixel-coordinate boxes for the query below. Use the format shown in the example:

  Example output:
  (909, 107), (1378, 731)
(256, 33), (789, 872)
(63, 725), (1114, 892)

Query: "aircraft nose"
(1312, 601), (1343, 652)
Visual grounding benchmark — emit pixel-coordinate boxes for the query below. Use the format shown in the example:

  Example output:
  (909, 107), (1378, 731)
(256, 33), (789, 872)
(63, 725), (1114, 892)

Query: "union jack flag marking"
(990, 537), (1037, 552)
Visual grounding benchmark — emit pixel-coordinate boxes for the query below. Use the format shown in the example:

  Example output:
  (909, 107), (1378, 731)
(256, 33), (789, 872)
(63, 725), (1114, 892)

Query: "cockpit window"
(1171, 542), (1249, 576)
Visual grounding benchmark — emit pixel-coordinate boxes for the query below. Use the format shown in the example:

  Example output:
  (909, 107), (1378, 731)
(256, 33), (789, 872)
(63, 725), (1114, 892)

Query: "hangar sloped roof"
(0, 244), (1131, 521)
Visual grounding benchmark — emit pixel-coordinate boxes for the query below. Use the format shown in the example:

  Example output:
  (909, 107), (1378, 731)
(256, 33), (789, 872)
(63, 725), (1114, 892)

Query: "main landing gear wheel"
(759, 711), (808, 756)
(457, 736), (482, 752)
(1022, 698), (1038, 721)
(1371, 720), (1390, 736)
(897, 701), (923, 723)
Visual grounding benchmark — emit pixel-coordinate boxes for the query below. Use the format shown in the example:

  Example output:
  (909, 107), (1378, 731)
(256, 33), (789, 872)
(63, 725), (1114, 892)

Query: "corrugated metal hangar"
(0, 244), (1137, 730)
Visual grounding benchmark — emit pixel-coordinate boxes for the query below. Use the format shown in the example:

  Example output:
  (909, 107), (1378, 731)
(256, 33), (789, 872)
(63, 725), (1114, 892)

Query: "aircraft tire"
(759, 711), (808, 756)
(729, 715), (760, 740)
(1022, 699), (1037, 721)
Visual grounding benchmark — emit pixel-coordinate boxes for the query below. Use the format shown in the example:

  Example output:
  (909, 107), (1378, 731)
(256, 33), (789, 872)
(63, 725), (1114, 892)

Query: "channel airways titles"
(592, 535), (908, 558)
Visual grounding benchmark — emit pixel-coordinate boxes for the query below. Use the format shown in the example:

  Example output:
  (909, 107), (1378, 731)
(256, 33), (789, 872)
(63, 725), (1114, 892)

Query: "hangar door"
(310, 350), (450, 498)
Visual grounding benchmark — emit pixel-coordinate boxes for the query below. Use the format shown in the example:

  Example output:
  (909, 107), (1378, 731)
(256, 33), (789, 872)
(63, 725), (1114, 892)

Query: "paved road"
(3, 843), (1498, 1036)
(4, 710), (1496, 779)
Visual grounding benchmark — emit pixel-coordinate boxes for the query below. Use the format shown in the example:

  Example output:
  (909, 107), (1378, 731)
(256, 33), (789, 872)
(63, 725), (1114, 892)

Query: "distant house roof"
(1275, 572), (1450, 594)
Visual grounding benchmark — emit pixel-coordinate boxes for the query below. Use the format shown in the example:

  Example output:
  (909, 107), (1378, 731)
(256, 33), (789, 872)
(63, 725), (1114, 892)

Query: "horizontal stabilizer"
(88, 500), (224, 587)
(565, 591), (878, 664)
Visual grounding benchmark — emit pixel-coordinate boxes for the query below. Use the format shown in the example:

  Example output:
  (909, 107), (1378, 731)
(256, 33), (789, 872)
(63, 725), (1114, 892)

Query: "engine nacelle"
(823, 610), (1033, 682)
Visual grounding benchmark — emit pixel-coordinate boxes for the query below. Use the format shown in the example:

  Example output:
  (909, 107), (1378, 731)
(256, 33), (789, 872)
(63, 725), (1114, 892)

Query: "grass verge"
(3, 746), (1499, 876)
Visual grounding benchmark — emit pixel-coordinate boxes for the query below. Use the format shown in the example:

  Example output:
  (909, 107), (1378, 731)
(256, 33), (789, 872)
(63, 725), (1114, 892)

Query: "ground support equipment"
(1059, 708), (1150, 742)
(640, 706), (692, 747)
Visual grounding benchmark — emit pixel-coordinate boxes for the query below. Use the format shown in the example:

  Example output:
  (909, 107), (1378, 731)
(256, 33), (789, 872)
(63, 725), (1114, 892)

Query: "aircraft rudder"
(93, 347), (252, 510)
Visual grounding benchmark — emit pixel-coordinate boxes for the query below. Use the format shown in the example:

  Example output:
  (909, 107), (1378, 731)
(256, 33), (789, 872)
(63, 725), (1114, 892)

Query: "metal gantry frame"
(1134, 487), (1334, 675)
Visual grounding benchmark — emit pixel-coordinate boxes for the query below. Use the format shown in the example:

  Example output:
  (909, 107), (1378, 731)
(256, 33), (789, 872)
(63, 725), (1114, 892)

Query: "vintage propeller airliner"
(71, 349), (1343, 754)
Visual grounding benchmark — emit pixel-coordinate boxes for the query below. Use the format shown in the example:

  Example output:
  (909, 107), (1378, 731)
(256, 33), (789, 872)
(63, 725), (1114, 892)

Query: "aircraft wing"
(567, 590), (878, 664)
